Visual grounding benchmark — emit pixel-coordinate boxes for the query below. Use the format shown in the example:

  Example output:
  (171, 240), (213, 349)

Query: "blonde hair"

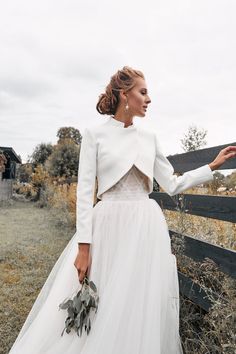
(96, 66), (145, 115)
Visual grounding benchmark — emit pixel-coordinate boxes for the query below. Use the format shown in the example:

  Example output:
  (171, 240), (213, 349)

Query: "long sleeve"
(76, 128), (97, 244)
(153, 134), (214, 196)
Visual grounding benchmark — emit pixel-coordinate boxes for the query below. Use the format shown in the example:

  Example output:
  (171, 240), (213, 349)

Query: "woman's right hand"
(74, 244), (92, 284)
(209, 145), (236, 170)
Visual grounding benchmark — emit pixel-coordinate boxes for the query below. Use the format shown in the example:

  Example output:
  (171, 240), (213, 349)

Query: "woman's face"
(126, 77), (151, 117)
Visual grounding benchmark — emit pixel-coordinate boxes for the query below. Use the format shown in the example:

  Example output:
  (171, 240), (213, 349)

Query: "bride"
(9, 66), (236, 354)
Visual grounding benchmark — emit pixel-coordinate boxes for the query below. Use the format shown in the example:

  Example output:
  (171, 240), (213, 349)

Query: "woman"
(9, 66), (236, 354)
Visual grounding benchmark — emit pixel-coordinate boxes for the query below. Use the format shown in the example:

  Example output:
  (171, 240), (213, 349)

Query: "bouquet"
(59, 276), (99, 337)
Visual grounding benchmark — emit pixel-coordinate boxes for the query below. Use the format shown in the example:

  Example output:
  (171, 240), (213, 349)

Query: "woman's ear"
(119, 89), (128, 102)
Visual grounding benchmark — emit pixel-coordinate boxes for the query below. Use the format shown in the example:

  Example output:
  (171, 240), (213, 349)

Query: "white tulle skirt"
(9, 196), (184, 354)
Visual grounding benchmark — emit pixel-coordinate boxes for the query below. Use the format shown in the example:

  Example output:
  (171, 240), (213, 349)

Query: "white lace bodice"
(100, 165), (150, 201)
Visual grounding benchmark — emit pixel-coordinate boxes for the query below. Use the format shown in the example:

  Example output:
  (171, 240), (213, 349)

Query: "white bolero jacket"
(76, 116), (213, 244)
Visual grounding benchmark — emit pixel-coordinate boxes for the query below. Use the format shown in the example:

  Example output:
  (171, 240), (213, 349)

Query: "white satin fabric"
(9, 165), (183, 354)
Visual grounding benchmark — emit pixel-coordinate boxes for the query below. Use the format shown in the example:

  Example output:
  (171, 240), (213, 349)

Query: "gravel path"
(0, 200), (75, 354)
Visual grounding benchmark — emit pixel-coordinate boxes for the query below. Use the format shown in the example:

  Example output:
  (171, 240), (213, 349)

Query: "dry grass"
(164, 210), (236, 251)
(166, 210), (236, 354)
(177, 252), (236, 354)
(0, 200), (75, 354)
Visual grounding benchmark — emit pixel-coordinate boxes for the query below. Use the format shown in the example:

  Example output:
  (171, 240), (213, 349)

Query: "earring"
(125, 99), (129, 112)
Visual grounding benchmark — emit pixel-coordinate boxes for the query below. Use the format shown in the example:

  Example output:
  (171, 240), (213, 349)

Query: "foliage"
(163, 193), (236, 353)
(178, 255), (236, 354)
(29, 143), (53, 168)
(0, 150), (7, 173)
(37, 180), (77, 227)
(203, 170), (236, 195)
(59, 276), (99, 337)
(45, 142), (80, 178)
(57, 127), (82, 145)
(14, 165), (50, 201)
(20, 126), (82, 185)
(31, 164), (49, 189)
(16, 163), (33, 183)
(13, 182), (38, 200)
(181, 125), (207, 152)
(205, 171), (225, 194)
(225, 171), (236, 190)
(36, 177), (97, 228)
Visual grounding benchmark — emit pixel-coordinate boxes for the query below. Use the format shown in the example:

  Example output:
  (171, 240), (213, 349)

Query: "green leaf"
(59, 299), (73, 310)
(67, 306), (75, 319)
(80, 288), (89, 302)
(86, 294), (91, 306)
(89, 281), (97, 292)
(73, 295), (82, 312)
(59, 278), (99, 338)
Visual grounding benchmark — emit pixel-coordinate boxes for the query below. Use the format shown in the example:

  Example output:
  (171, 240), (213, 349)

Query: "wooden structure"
(0, 147), (22, 201)
(149, 142), (236, 312)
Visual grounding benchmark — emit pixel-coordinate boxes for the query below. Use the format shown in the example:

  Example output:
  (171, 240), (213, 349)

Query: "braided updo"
(96, 66), (145, 115)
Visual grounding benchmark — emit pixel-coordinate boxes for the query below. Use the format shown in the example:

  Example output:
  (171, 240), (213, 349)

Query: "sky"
(0, 0), (236, 164)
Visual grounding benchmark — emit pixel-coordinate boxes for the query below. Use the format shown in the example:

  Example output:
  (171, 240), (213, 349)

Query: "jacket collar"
(108, 115), (136, 129)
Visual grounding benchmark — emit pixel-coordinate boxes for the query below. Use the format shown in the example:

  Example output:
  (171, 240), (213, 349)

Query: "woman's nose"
(146, 95), (151, 104)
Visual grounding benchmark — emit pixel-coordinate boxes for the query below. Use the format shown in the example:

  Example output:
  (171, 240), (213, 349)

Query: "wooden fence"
(149, 142), (236, 312)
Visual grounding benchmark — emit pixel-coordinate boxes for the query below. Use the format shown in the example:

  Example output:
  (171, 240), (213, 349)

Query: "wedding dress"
(9, 164), (184, 354)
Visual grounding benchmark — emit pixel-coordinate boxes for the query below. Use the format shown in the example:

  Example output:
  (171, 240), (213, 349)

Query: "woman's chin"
(134, 111), (146, 118)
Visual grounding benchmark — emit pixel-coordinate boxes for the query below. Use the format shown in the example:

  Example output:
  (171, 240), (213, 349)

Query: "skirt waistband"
(100, 192), (149, 202)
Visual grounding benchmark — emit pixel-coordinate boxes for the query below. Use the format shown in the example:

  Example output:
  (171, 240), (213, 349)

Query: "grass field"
(0, 200), (74, 354)
(1, 197), (235, 353)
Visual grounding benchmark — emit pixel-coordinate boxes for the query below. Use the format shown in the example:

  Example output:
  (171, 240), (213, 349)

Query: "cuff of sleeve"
(196, 164), (214, 183)
(76, 231), (92, 244)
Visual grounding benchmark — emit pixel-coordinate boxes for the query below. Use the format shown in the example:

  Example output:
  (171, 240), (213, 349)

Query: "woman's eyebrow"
(141, 88), (148, 93)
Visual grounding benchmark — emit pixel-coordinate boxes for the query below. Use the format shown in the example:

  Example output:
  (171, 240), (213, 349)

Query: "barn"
(0, 147), (22, 201)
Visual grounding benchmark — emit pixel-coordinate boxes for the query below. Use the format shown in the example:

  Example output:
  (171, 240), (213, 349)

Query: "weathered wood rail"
(149, 142), (236, 312)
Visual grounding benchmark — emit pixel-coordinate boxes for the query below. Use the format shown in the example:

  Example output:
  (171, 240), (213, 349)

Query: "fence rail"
(150, 192), (236, 223)
(169, 231), (236, 279)
(150, 141), (236, 312)
(167, 141), (236, 172)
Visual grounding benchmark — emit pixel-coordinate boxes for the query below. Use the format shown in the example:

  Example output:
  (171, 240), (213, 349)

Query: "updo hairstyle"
(96, 66), (144, 115)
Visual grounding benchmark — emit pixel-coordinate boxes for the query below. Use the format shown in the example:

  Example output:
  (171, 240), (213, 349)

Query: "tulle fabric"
(9, 166), (183, 354)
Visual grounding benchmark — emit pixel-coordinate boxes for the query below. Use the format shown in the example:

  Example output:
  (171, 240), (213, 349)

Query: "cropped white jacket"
(76, 116), (213, 244)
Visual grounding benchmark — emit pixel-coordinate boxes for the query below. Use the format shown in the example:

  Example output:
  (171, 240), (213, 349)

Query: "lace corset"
(100, 165), (150, 201)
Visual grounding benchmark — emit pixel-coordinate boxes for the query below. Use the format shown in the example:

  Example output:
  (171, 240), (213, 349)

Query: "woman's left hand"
(209, 145), (236, 171)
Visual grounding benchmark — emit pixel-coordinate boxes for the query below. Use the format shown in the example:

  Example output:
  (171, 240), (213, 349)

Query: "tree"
(57, 127), (82, 145)
(45, 142), (80, 178)
(181, 125), (207, 152)
(29, 143), (53, 168)
(16, 163), (33, 183)
(0, 150), (7, 173)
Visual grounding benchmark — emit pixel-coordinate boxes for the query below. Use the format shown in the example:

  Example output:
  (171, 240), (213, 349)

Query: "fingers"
(211, 146), (236, 170)
(74, 252), (91, 284)
(218, 146), (236, 160)
(223, 146), (236, 154)
(77, 267), (88, 284)
(225, 151), (236, 160)
(78, 269), (86, 283)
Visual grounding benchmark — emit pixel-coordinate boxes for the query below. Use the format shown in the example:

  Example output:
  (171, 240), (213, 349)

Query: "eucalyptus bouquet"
(59, 276), (99, 337)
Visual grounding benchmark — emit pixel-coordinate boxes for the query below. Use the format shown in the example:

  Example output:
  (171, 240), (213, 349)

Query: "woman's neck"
(113, 110), (134, 128)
